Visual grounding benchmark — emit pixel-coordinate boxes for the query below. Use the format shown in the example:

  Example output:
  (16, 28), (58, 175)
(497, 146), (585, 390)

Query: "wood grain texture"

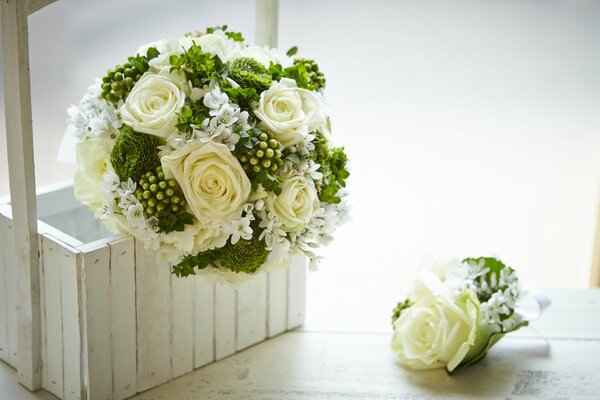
(286, 255), (307, 330)
(135, 240), (172, 392)
(0, 214), (9, 363)
(109, 236), (137, 400)
(40, 235), (63, 398)
(193, 277), (214, 369)
(82, 244), (112, 400)
(0, 0), (41, 389)
(236, 274), (268, 351)
(214, 284), (236, 361)
(0, 213), (17, 367)
(267, 268), (288, 338)
(170, 274), (194, 379)
(58, 241), (83, 400)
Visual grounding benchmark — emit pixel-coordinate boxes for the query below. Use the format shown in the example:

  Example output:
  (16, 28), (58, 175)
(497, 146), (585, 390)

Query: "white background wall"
(1, 0), (599, 330)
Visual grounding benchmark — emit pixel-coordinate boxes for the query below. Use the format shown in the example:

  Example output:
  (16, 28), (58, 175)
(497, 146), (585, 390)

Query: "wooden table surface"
(2, 289), (599, 399)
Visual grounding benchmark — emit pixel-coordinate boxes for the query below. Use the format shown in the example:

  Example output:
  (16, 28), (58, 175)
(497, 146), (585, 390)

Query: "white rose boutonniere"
(391, 257), (550, 373)
(119, 71), (188, 139)
(161, 141), (251, 225)
(254, 78), (326, 148)
(265, 175), (319, 233)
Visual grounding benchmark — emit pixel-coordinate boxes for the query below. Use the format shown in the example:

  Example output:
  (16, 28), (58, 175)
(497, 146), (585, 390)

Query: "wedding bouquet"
(391, 257), (543, 373)
(68, 26), (349, 283)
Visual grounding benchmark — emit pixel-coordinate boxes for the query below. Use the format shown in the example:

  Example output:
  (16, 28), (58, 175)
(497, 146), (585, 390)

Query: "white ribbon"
(517, 289), (552, 321)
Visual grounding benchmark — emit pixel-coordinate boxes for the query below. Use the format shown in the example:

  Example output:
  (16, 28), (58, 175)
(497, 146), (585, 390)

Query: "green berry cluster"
(135, 166), (186, 218)
(294, 58), (325, 90)
(100, 62), (145, 105)
(238, 131), (283, 175)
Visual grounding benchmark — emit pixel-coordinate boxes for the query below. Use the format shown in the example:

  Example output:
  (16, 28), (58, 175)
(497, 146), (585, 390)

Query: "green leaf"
(285, 152), (302, 163)
(146, 47), (160, 60)
(252, 170), (283, 195)
(286, 46), (298, 57)
(226, 31), (245, 42)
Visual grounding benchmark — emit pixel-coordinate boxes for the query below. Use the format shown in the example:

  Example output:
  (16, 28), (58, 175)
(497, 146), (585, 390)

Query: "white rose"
(236, 45), (293, 68)
(266, 175), (319, 233)
(73, 137), (114, 212)
(391, 290), (481, 372)
(119, 72), (188, 139)
(195, 30), (241, 62)
(254, 78), (326, 148)
(161, 141), (251, 224)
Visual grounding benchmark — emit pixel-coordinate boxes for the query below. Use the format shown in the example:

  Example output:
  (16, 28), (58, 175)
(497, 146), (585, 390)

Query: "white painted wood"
(170, 274), (194, 379)
(286, 255), (307, 330)
(1, 0), (41, 389)
(255, 0), (279, 47)
(108, 236), (137, 400)
(135, 240), (172, 391)
(214, 284), (236, 360)
(236, 274), (268, 351)
(40, 235), (63, 398)
(37, 233), (48, 396)
(193, 277), (214, 369)
(58, 241), (83, 400)
(0, 213), (12, 363)
(267, 268), (288, 338)
(82, 244), (112, 400)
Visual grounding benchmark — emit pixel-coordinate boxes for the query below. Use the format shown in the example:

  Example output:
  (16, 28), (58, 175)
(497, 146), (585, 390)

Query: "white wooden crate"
(0, 183), (307, 400)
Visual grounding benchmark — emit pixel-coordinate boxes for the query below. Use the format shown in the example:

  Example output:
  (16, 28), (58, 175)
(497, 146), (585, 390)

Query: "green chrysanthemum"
(228, 57), (272, 92)
(217, 234), (269, 274)
(110, 127), (161, 182)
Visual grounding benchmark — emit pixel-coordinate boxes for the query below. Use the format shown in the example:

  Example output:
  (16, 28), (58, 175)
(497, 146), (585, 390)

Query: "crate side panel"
(214, 284), (236, 361)
(267, 268), (288, 338)
(135, 240), (172, 391)
(193, 277), (214, 369)
(40, 235), (64, 398)
(82, 244), (113, 400)
(59, 243), (83, 400)
(287, 255), (307, 330)
(109, 237), (137, 400)
(236, 274), (268, 351)
(171, 275), (194, 378)
(0, 213), (11, 363)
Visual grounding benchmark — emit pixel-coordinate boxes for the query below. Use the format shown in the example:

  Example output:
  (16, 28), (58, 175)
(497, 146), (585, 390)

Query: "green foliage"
(286, 46), (298, 57)
(176, 102), (211, 134)
(170, 43), (224, 87)
(309, 132), (350, 204)
(222, 86), (260, 109)
(228, 57), (272, 92)
(171, 228), (269, 276)
(100, 47), (160, 105)
(253, 170), (283, 195)
(294, 58), (326, 90)
(462, 257), (515, 303)
(391, 299), (411, 326)
(110, 126), (161, 181)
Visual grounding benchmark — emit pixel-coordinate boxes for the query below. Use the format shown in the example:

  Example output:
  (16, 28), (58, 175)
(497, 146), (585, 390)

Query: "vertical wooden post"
(255, 0), (279, 47)
(1, 0), (42, 390)
(590, 197), (600, 287)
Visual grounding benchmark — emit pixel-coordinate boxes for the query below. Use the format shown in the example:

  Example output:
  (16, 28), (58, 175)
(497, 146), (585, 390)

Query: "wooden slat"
(236, 274), (268, 351)
(109, 237), (137, 400)
(40, 235), (63, 398)
(287, 255), (307, 330)
(82, 244), (113, 400)
(135, 240), (172, 391)
(0, 0), (41, 389)
(214, 284), (236, 360)
(267, 268), (288, 338)
(171, 275), (195, 378)
(59, 241), (83, 400)
(193, 277), (214, 369)
(0, 213), (13, 364)
(255, 0), (279, 47)
(27, 0), (59, 15)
